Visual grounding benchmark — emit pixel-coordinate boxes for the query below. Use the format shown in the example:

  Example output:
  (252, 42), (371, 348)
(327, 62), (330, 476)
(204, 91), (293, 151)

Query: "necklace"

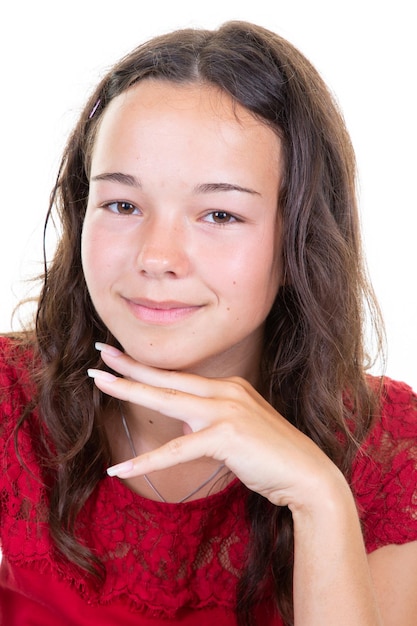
(120, 411), (226, 503)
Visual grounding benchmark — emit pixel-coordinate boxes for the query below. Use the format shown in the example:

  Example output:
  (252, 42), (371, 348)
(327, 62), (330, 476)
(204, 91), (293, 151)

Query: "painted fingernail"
(87, 369), (118, 382)
(107, 460), (134, 477)
(95, 342), (123, 357)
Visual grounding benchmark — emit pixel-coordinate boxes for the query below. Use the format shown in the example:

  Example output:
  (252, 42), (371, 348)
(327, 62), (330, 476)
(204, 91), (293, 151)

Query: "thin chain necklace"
(120, 411), (226, 503)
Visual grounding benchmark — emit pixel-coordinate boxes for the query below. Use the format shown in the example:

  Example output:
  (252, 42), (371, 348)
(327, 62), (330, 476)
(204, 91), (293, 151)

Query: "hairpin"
(89, 98), (101, 120)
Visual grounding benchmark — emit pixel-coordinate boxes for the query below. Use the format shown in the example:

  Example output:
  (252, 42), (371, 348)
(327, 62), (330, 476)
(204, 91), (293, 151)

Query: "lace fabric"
(1, 427), (248, 616)
(1, 336), (417, 618)
(80, 477), (247, 613)
(351, 378), (417, 552)
(0, 338), (249, 616)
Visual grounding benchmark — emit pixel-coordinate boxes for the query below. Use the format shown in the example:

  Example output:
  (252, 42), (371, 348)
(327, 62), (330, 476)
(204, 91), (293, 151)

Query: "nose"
(136, 217), (190, 278)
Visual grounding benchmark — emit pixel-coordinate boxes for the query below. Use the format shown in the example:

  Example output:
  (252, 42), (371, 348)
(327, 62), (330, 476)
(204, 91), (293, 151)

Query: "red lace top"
(1, 336), (417, 625)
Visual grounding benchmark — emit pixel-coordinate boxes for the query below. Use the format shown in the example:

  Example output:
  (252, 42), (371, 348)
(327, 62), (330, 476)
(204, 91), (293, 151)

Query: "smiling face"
(81, 80), (283, 380)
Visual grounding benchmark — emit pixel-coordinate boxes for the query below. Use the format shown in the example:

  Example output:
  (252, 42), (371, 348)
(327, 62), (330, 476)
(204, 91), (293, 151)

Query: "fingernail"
(87, 369), (118, 382)
(95, 342), (123, 357)
(107, 460), (134, 477)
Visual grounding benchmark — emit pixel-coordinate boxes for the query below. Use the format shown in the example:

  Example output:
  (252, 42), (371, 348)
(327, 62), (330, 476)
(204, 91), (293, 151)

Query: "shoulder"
(0, 337), (52, 569)
(367, 376), (417, 447)
(352, 375), (417, 552)
(0, 333), (37, 383)
(0, 334), (38, 433)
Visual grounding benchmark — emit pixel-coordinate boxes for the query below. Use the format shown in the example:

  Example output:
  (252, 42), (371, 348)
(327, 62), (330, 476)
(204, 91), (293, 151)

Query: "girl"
(1, 21), (416, 626)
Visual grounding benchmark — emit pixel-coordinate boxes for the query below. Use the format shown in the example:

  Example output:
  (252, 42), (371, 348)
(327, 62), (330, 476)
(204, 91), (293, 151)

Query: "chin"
(121, 344), (195, 371)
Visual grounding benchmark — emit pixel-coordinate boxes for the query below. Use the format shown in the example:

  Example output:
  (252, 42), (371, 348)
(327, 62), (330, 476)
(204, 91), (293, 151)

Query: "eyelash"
(203, 211), (239, 225)
(104, 201), (140, 215)
(103, 202), (239, 225)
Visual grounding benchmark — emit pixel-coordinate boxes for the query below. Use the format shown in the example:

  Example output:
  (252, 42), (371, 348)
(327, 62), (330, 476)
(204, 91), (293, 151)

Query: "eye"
(105, 201), (140, 215)
(204, 211), (238, 225)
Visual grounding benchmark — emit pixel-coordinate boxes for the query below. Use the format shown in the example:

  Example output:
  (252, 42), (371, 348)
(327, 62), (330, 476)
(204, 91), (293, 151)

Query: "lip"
(123, 297), (203, 324)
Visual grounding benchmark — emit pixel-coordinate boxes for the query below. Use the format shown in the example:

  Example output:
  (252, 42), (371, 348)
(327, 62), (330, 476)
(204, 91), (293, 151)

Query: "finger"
(95, 342), (216, 396)
(87, 368), (217, 427)
(106, 428), (226, 478)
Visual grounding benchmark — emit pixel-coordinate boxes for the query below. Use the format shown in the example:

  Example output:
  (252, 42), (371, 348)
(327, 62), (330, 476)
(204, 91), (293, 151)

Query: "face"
(81, 80), (283, 379)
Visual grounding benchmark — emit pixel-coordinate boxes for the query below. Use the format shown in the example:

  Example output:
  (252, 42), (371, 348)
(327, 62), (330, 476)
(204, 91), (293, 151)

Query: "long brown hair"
(19, 21), (383, 625)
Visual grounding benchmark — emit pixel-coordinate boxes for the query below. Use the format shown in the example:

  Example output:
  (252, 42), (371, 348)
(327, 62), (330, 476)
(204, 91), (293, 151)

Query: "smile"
(123, 298), (203, 325)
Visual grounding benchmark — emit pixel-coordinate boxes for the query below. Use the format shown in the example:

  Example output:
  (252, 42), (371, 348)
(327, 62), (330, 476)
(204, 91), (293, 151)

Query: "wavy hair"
(20, 21), (383, 626)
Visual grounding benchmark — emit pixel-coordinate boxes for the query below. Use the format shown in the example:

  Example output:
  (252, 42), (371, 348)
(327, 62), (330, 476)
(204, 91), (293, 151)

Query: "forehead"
(89, 80), (282, 185)
(101, 79), (266, 129)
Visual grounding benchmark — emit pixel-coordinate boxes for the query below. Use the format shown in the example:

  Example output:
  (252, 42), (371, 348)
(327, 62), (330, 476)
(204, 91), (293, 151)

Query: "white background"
(1, 0), (416, 388)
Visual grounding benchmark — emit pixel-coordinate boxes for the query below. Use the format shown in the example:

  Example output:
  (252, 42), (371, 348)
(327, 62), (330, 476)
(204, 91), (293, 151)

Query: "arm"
(368, 541), (417, 626)
(291, 477), (382, 625)
(90, 345), (415, 625)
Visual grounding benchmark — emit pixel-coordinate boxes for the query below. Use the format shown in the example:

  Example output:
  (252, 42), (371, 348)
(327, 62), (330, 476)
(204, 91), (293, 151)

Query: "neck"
(105, 341), (263, 501)
(124, 340), (264, 449)
(124, 404), (186, 452)
(110, 405), (232, 502)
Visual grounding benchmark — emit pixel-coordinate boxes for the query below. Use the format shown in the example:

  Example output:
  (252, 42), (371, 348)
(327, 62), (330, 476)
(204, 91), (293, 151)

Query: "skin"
(82, 79), (283, 497)
(82, 81), (282, 380)
(84, 80), (417, 625)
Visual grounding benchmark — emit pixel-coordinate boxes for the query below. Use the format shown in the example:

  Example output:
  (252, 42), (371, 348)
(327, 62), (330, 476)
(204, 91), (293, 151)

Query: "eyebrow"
(91, 172), (141, 187)
(194, 182), (261, 196)
(91, 172), (261, 196)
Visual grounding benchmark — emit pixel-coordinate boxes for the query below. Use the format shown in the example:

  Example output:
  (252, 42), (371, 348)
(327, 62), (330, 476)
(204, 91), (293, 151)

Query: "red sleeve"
(0, 336), (24, 442)
(0, 335), (40, 525)
(351, 377), (417, 553)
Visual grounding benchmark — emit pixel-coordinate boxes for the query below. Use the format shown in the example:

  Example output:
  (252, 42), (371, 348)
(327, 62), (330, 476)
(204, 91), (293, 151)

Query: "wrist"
(288, 466), (358, 527)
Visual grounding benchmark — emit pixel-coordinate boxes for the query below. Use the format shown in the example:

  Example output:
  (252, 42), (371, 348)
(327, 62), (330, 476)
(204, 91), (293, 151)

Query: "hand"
(88, 344), (346, 510)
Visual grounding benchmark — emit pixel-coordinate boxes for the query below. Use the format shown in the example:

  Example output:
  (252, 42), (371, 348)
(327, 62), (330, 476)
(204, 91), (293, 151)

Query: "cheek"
(81, 219), (114, 293)
(81, 224), (97, 286)
(238, 229), (281, 284)
(216, 243), (281, 314)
